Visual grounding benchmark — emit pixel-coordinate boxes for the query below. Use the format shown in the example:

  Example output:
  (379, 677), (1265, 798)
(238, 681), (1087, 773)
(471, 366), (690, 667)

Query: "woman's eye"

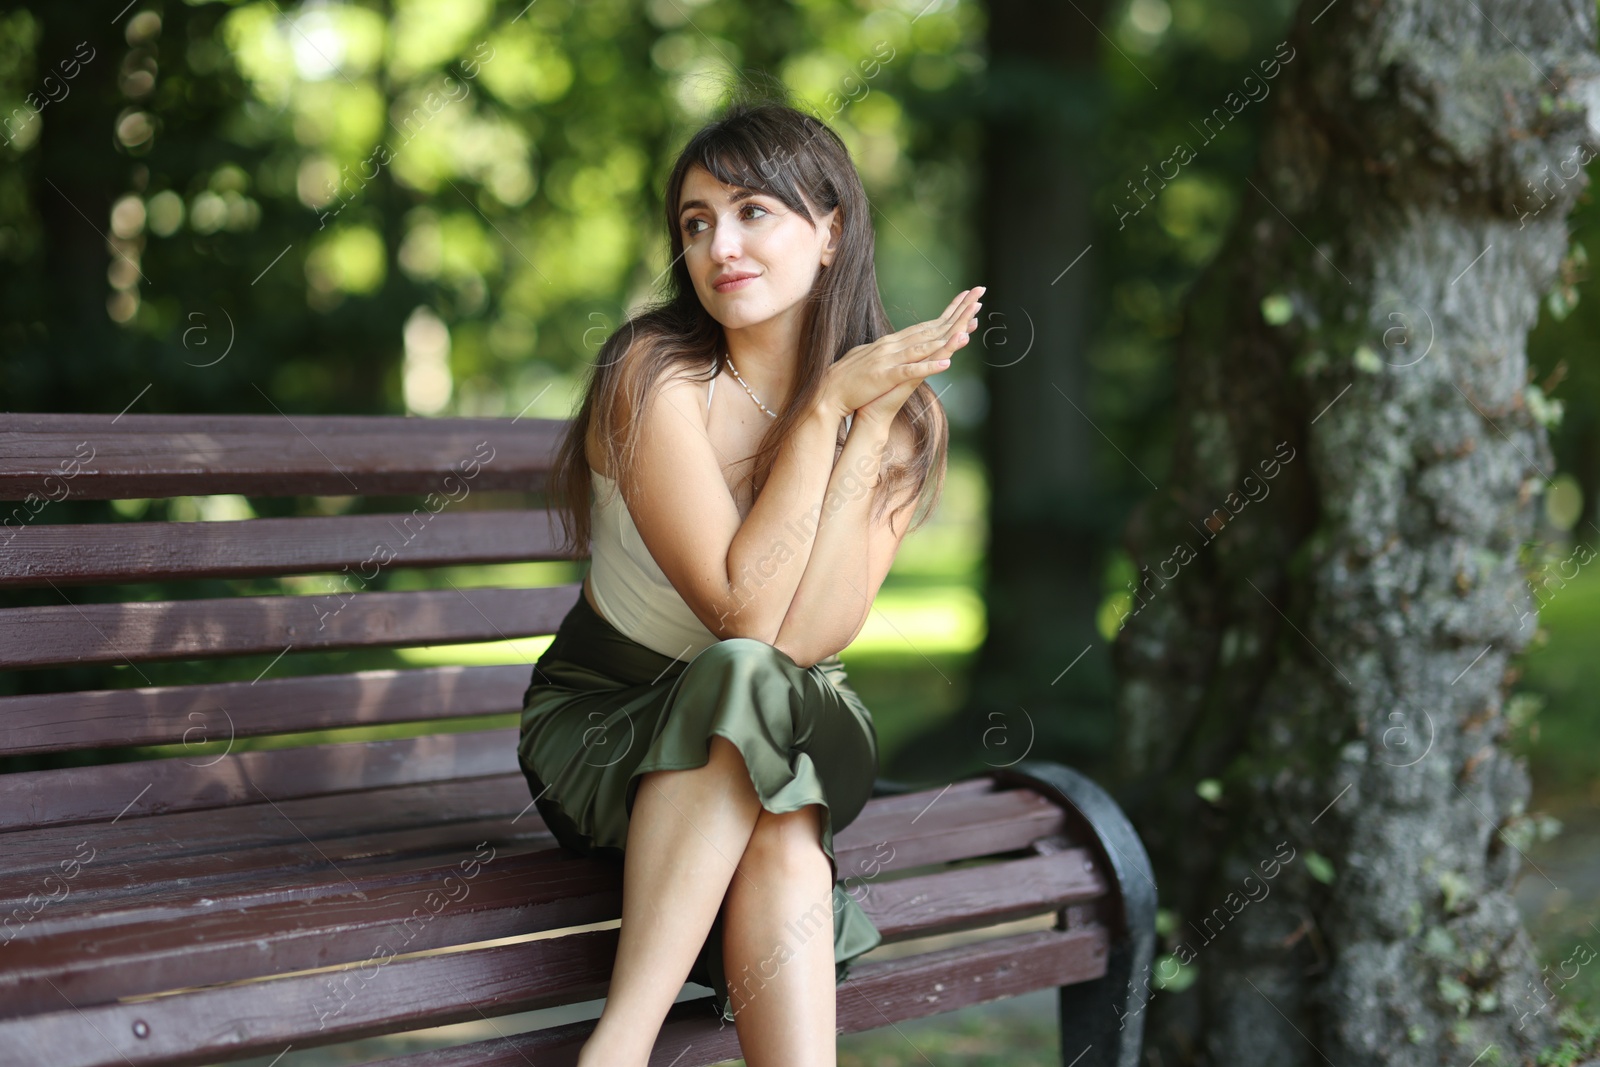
(684, 218), (706, 236)
(742, 204), (769, 221)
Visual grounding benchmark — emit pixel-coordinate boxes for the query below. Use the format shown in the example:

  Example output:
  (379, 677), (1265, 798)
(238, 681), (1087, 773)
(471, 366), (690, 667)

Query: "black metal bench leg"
(993, 760), (1158, 1067)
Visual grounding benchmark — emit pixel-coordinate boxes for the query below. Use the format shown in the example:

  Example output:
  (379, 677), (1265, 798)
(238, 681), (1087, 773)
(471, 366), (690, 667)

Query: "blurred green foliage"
(2, 0), (1597, 802)
(0, 0), (982, 421)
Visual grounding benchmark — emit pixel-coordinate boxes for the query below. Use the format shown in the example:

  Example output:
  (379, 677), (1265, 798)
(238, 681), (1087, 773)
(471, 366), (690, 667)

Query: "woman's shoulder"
(587, 339), (712, 479)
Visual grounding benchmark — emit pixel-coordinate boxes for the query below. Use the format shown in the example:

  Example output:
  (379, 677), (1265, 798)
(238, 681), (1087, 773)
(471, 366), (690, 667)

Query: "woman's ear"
(820, 207), (843, 268)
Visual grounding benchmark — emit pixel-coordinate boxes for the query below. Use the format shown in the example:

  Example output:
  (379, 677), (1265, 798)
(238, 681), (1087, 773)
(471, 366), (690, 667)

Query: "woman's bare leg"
(577, 735), (763, 1067)
(721, 803), (838, 1067)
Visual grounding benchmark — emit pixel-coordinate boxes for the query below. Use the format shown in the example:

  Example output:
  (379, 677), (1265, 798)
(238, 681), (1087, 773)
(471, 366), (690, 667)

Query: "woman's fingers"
(911, 299), (981, 358)
(943, 285), (985, 326)
(933, 288), (984, 343)
(895, 293), (983, 358)
(938, 288), (971, 323)
(903, 285), (986, 342)
(882, 291), (967, 346)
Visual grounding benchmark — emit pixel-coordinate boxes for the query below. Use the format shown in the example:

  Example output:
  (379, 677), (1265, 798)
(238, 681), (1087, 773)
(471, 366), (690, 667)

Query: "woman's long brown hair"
(545, 89), (949, 560)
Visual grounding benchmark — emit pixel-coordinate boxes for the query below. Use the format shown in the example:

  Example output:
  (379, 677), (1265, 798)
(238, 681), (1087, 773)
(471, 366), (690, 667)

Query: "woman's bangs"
(695, 133), (812, 221)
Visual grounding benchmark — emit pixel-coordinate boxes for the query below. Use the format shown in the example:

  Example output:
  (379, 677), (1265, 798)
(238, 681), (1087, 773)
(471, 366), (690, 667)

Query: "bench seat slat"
(1, 849), (617, 1016)
(0, 774), (981, 886)
(0, 584), (578, 670)
(0, 664), (535, 757)
(0, 416), (563, 500)
(0, 822), (557, 922)
(864, 849), (1106, 937)
(369, 926), (1111, 1067)
(0, 848), (1106, 1028)
(1, 786), (1071, 926)
(849, 775), (991, 816)
(0, 511), (569, 589)
(839, 789), (1066, 877)
(0, 922), (1108, 1067)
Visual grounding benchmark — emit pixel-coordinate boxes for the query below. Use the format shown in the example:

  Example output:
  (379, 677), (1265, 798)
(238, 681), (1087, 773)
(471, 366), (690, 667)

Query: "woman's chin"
(707, 300), (800, 334)
(712, 308), (781, 330)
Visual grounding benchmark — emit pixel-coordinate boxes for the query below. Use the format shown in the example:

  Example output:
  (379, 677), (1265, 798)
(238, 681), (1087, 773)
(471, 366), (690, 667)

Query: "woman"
(518, 94), (983, 1067)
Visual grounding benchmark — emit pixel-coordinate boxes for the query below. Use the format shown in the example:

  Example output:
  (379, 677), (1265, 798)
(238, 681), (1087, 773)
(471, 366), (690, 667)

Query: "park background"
(1, 0), (1596, 1063)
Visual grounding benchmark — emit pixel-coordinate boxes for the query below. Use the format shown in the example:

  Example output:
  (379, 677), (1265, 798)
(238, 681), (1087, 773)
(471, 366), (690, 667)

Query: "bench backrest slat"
(0, 584), (579, 670)
(0, 663), (533, 756)
(0, 415), (562, 499)
(0, 728), (519, 830)
(1, 511), (567, 587)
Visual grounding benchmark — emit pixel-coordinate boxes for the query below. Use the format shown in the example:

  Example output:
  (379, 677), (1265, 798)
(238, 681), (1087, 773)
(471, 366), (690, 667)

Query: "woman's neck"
(723, 314), (804, 413)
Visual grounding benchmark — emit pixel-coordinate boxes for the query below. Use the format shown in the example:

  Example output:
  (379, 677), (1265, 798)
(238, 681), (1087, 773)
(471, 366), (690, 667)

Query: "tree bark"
(1114, 1), (1600, 1064)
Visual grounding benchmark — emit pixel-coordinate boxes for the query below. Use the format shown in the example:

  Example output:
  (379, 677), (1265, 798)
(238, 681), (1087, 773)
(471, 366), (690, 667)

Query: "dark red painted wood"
(834, 787), (1067, 878)
(0, 728), (520, 830)
(0, 847), (615, 1015)
(0, 583), (579, 670)
(0, 414), (1121, 1067)
(0, 414), (565, 499)
(0, 775), (535, 875)
(0, 846), (1101, 1017)
(0, 663), (534, 756)
(368, 926), (1112, 1067)
(0, 923), (1108, 1067)
(865, 848), (1106, 937)
(0, 824), (557, 923)
(1, 510), (574, 588)
(0, 782), (1068, 918)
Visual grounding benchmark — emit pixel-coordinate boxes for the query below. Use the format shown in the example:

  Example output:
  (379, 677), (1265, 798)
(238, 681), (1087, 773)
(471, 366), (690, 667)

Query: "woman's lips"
(713, 274), (758, 292)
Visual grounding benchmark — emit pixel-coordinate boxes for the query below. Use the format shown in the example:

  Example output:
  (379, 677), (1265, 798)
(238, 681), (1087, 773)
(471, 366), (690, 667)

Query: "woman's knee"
(683, 639), (800, 735)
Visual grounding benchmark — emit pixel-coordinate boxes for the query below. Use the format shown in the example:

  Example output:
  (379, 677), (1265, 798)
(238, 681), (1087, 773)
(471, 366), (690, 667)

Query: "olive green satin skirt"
(516, 589), (884, 1025)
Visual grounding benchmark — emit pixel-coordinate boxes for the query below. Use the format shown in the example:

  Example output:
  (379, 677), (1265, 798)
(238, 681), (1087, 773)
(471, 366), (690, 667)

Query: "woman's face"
(676, 162), (839, 332)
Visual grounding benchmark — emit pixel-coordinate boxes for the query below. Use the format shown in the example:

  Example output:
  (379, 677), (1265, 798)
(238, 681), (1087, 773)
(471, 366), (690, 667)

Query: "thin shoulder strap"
(707, 370), (716, 410)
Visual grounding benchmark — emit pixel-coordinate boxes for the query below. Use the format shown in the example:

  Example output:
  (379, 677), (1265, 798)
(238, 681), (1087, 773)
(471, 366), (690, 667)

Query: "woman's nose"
(709, 219), (742, 261)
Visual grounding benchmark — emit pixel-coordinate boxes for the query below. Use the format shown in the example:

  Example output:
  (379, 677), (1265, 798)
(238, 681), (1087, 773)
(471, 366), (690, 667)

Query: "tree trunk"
(890, 0), (1116, 780)
(1113, 2), (1599, 1064)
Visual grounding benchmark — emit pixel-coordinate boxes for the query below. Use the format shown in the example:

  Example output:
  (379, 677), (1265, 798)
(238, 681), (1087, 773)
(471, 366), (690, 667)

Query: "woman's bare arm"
(769, 413), (923, 667)
(622, 289), (974, 648)
(621, 357), (851, 643)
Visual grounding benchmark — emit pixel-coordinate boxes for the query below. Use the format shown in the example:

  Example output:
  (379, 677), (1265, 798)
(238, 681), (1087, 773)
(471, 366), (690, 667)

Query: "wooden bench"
(0, 412), (1155, 1067)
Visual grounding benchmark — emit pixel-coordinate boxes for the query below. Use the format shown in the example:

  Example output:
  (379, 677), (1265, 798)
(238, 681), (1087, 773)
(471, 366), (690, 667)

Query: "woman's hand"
(822, 286), (985, 418)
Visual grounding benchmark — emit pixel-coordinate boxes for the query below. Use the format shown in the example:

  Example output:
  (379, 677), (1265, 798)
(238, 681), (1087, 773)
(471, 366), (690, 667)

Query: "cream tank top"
(586, 370), (852, 661)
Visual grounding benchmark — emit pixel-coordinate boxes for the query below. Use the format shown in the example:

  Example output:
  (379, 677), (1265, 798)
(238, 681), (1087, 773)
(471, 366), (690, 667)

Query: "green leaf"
(1421, 925), (1457, 959)
(1260, 293), (1293, 326)
(1437, 869), (1472, 913)
(1304, 850), (1335, 884)
(1437, 974), (1473, 1015)
(1150, 953), (1198, 992)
